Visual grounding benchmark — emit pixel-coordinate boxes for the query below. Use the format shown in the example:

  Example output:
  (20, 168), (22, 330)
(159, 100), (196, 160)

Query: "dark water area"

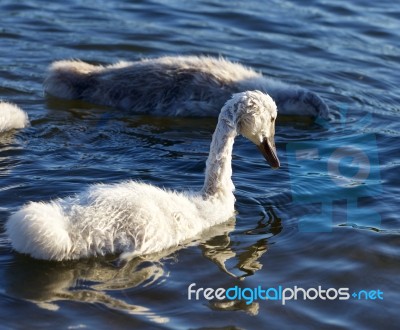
(0, 0), (399, 329)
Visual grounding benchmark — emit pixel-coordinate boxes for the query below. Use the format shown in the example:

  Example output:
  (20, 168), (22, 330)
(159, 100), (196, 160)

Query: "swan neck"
(201, 118), (237, 200)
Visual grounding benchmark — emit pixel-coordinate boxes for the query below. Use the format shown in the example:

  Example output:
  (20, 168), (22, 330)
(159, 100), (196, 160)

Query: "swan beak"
(257, 137), (280, 169)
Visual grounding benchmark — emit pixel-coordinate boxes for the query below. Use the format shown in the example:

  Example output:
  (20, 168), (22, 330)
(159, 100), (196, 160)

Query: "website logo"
(286, 105), (382, 232)
(188, 283), (384, 305)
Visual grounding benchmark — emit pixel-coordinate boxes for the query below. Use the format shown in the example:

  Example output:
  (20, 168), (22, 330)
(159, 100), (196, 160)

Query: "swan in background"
(44, 55), (329, 119)
(0, 101), (29, 133)
(6, 90), (280, 261)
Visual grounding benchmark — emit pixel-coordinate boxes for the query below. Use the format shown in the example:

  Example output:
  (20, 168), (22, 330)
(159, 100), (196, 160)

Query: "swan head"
(222, 90), (280, 169)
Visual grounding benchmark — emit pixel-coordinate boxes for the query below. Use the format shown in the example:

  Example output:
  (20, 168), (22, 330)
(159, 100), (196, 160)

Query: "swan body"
(44, 55), (329, 119)
(6, 91), (280, 261)
(0, 101), (29, 133)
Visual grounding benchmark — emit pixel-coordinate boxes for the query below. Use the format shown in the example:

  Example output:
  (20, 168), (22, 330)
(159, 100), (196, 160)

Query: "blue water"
(0, 0), (399, 329)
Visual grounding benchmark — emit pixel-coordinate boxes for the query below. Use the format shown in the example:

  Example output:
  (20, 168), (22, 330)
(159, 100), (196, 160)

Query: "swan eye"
(271, 117), (275, 123)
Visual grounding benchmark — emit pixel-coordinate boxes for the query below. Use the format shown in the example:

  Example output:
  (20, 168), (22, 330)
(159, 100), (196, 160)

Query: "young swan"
(6, 91), (280, 262)
(44, 55), (329, 119)
(0, 101), (29, 133)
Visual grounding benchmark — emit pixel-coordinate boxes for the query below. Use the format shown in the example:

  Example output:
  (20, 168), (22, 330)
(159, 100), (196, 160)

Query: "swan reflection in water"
(5, 208), (282, 321)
